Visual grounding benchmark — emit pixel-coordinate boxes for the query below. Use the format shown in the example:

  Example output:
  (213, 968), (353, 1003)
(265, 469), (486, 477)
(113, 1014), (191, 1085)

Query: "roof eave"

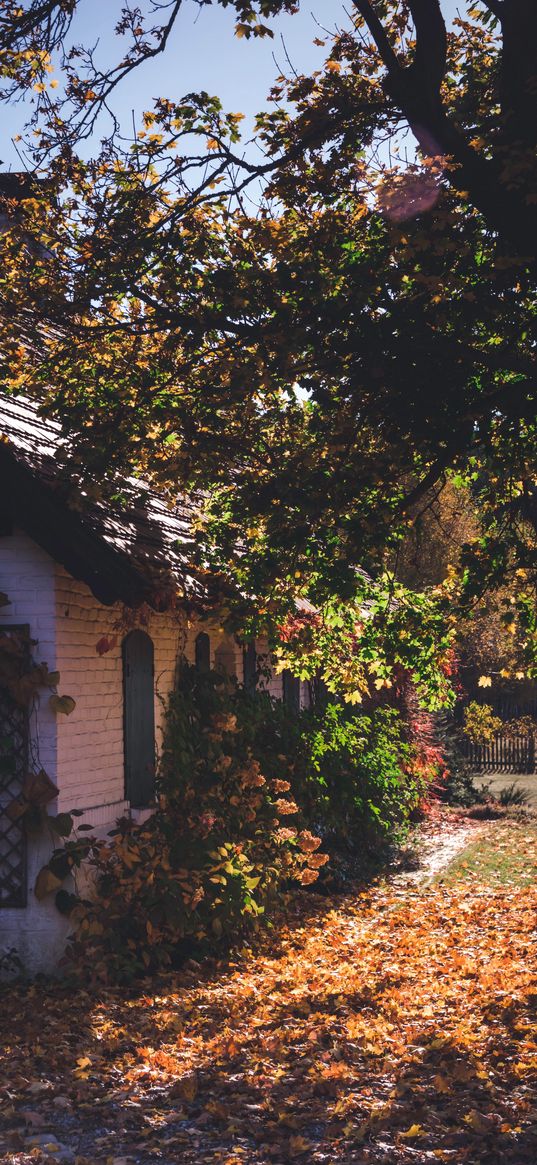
(0, 445), (175, 609)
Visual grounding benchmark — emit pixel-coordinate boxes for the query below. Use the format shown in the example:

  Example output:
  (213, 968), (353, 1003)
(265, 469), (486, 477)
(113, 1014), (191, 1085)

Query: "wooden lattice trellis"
(0, 627), (29, 908)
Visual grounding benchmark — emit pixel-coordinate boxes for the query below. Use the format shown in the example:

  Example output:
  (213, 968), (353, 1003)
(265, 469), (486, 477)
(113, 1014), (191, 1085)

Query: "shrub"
(498, 782), (531, 807)
(63, 665), (325, 981)
(463, 701), (502, 745)
(252, 698), (431, 845)
(46, 664), (439, 982)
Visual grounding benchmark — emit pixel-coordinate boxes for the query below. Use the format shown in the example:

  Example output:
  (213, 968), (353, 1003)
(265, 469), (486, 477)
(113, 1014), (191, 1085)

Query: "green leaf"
(49, 812), (73, 837)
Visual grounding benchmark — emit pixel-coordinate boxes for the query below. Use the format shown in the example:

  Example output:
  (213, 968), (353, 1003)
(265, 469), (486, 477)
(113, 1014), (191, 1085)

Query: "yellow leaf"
(34, 866), (63, 900)
(400, 1123), (423, 1139)
(288, 1136), (311, 1156)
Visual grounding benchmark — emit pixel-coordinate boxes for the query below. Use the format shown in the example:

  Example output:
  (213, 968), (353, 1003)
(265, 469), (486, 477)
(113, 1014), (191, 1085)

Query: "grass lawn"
(435, 815), (537, 888)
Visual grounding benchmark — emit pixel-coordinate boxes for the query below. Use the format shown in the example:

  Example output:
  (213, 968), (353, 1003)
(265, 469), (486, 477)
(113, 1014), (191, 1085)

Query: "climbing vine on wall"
(0, 591), (76, 827)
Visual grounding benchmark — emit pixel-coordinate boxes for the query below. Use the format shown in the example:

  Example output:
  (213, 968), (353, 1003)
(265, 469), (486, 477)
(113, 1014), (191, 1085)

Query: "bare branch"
(63, 1), (185, 144)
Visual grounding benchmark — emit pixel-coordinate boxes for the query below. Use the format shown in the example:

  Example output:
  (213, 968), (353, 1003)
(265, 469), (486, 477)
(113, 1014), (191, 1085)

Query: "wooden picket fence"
(464, 732), (536, 773)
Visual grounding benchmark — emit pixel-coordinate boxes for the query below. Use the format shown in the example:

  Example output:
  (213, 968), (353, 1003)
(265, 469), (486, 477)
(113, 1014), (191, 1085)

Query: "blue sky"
(3, 0), (462, 168)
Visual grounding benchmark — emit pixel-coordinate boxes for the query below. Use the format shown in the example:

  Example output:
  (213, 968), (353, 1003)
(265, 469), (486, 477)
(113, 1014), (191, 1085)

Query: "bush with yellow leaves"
(463, 701), (503, 746)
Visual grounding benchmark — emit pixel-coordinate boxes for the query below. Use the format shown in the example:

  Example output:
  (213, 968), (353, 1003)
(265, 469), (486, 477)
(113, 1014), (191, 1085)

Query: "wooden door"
(123, 631), (155, 807)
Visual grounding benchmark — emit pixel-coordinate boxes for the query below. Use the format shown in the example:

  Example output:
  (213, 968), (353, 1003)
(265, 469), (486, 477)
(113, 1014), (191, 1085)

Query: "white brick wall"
(0, 531), (297, 974)
(55, 567), (190, 813)
(0, 539), (193, 973)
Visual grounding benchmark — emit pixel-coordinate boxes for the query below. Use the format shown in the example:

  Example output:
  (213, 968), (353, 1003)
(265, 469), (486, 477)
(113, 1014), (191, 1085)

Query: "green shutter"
(0, 626), (29, 907)
(283, 669), (300, 712)
(243, 642), (257, 692)
(195, 632), (210, 673)
(123, 631), (155, 807)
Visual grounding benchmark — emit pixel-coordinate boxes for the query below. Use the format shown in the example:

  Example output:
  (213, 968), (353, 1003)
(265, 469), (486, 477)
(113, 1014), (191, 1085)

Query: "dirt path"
(1, 813), (536, 1165)
(393, 813), (487, 884)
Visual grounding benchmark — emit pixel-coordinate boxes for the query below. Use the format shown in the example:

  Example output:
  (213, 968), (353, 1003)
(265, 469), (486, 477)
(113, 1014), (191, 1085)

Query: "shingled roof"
(0, 394), (205, 609)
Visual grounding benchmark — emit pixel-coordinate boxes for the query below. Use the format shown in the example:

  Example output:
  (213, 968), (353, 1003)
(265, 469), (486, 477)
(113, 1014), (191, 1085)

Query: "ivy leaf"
(48, 812), (73, 837)
(49, 694), (76, 715)
(55, 888), (79, 915)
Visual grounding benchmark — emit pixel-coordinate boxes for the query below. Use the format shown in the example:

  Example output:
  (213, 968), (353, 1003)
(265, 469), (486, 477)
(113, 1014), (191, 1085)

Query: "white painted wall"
(0, 537), (193, 973)
(0, 529), (57, 779)
(0, 529), (62, 975)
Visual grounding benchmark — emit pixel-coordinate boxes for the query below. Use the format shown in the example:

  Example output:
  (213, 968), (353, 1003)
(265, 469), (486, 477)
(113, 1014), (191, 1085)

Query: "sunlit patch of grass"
(436, 819), (537, 887)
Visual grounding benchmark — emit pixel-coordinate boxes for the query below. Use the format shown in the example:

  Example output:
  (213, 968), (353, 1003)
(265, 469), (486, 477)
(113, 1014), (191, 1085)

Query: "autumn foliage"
(58, 666), (325, 981)
(44, 664), (443, 982)
(1, 816), (536, 1163)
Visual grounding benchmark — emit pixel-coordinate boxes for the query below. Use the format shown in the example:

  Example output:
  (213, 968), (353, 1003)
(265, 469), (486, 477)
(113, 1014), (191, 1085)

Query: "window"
(282, 669), (301, 713)
(195, 631), (211, 673)
(243, 642), (257, 693)
(123, 631), (155, 807)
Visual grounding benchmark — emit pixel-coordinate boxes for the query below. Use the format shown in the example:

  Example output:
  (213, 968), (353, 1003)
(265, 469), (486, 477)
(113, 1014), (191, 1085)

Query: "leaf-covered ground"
(1, 813), (536, 1165)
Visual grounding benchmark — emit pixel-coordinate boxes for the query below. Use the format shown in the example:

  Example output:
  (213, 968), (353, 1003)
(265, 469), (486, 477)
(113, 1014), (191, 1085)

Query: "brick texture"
(55, 567), (188, 812)
(0, 532), (289, 973)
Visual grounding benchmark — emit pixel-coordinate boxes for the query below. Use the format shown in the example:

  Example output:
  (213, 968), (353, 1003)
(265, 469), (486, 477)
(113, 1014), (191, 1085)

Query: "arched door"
(123, 630), (155, 807)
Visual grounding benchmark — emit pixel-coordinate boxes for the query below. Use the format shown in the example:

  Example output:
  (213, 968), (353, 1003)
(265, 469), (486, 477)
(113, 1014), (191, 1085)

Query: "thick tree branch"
(356, 0), (536, 257)
(500, 0), (537, 146)
(353, 0), (403, 74)
(407, 0), (447, 101)
(482, 0), (504, 18)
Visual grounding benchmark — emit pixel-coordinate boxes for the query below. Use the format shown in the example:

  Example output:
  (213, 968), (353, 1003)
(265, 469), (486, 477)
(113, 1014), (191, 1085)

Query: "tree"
(0, 2), (536, 628)
(3, 2), (537, 249)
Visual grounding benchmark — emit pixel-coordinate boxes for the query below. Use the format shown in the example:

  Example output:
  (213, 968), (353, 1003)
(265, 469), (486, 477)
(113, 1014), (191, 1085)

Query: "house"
(0, 394), (307, 975)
